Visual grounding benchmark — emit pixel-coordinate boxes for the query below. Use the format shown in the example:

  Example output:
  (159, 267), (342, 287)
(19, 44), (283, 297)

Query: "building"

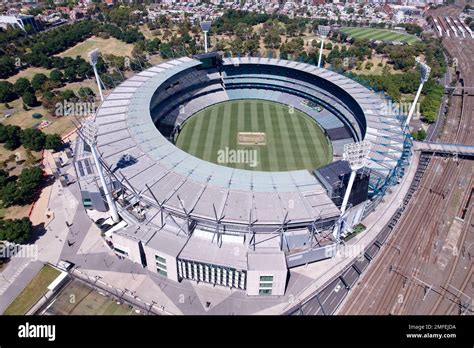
(0, 15), (41, 32)
(85, 55), (409, 296)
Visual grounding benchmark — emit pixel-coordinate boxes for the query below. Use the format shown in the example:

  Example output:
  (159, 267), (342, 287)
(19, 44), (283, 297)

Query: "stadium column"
(340, 170), (357, 215)
(318, 39), (325, 68)
(82, 121), (120, 223)
(90, 144), (120, 222)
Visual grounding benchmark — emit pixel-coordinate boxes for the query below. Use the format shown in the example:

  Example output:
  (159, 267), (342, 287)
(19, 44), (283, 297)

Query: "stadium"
(86, 53), (410, 296)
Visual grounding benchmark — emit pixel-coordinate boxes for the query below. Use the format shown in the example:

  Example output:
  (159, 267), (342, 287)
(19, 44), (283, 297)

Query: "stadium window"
(157, 268), (167, 277)
(259, 283), (272, 288)
(156, 254), (167, 276)
(155, 255), (166, 264)
(114, 247), (129, 257)
(259, 275), (273, 282)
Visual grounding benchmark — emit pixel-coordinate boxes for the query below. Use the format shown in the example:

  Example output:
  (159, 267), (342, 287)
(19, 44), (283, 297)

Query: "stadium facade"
(84, 54), (409, 296)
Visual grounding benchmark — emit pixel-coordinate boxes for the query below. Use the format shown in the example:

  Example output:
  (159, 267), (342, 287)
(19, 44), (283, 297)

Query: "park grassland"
(175, 99), (332, 172)
(340, 27), (420, 44)
(3, 264), (60, 315)
(57, 36), (134, 59)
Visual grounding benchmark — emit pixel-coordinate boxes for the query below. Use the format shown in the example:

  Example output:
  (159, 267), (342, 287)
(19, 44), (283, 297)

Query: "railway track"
(338, 1), (474, 315)
(340, 157), (464, 314)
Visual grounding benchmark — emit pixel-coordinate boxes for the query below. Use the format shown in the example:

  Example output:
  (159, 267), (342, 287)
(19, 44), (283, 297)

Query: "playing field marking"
(202, 106), (218, 161)
(238, 132), (266, 145)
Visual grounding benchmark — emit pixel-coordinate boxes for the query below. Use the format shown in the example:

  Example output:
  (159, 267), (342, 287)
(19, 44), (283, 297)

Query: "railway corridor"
(340, 157), (473, 314)
(339, 2), (473, 315)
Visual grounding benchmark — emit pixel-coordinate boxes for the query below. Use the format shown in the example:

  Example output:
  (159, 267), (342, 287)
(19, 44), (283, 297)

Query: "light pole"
(340, 140), (371, 214)
(88, 49), (104, 101)
(317, 25), (331, 68)
(200, 21), (212, 54)
(82, 120), (120, 223)
(333, 140), (371, 239)
(405, 58), (431, 129)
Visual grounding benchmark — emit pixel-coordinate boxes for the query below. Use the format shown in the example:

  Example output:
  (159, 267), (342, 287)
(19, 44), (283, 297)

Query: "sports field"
(175, 100), (332, 172)
(340, 27), (419, 44)
(45, 279), (138, 315)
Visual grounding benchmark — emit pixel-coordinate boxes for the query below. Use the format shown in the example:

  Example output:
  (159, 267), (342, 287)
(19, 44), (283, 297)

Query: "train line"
(337, 2), (474, 315)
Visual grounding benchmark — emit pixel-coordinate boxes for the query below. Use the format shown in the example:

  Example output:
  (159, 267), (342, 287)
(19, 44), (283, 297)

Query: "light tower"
(88, 49), (104, 101)
(317, 25), (331, 68)
(200, 21), (212, 54)
(340, 140), (371, 215)
(333, 140), (371, 239)
(82, 120), (120, 223)
(405, 58), (431, 129)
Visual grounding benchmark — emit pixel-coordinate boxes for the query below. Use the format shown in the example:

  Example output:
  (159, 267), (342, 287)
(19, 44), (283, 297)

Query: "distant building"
(0, 15), (41, 32)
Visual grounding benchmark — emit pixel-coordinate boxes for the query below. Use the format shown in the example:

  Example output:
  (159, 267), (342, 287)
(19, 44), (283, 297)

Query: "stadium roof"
(94, 57), (404, 228)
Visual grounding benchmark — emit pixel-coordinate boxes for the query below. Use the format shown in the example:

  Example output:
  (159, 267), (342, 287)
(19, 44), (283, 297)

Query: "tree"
(24, 149), (36, 166)
(45, 134), (63, 151)
(0, 181), (19, 207)
(412, 129), (427, 140)
(16, 166), (43, 204)
(0, 218), (32, 244)
(0, 56), (17, 79)
(0, 81), (17, 103)
(22, 91), (39, 108)
(285, 22), (298, 37)
(264, 30), (281, 49)
(64, 66), (77, 82)
(41, 80), (61, 92)
(0, 125), (22, 150)
(0, 169), (8, 188)
(20, 128), (46, 151)
(49, 69), (64, 83)
(60, 89), (77, 101)
(13, 78), (32, 96)
(31, 73), (48, 91)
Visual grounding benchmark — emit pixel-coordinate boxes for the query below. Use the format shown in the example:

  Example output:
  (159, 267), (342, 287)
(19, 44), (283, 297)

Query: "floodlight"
(200, 21), (212, 53)
(318, 25), (331, 38)
(200, 21), (211, 32)
(343, 140), (371, 170)
(338, 140), (371, 216)
(88, 48), (100, 66)
(88, 49), (104, 101)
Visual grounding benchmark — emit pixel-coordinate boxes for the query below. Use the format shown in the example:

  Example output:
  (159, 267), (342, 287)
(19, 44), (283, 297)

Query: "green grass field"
(45, 279), (138, 315)
(57, 36), (134, 59)
(4, 265), (60, 315)
(175, 100), (332, 172)
(340, 27), (420, 44)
